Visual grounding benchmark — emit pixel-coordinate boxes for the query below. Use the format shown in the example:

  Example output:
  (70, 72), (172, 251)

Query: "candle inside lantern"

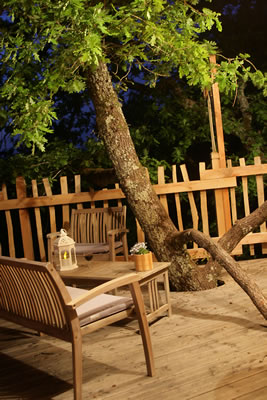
(61, 250), (69, 267)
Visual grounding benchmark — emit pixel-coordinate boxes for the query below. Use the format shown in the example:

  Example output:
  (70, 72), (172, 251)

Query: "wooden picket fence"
(0, 155), (266, 261)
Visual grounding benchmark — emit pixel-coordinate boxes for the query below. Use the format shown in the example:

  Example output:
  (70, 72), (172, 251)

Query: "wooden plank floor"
(0, 258), (266, 399)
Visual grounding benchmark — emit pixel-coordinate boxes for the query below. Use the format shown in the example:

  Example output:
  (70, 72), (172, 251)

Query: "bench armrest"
(46, 232), (60, 239)
(107, 228), (129, 236)
(66, 273), (139, 309)
(107, 228), (129, 261)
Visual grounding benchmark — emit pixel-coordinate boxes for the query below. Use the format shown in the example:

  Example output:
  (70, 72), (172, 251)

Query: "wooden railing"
(200, 154), (267, 256)
(0, 155), (266, 261)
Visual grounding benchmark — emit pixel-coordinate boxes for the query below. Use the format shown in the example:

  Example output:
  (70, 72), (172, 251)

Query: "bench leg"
(72, 336), (83, 400)
(130, 281), (155, 377)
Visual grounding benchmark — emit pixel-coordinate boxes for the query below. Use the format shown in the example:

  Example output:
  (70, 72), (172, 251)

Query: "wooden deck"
(1, 258), (267, 399)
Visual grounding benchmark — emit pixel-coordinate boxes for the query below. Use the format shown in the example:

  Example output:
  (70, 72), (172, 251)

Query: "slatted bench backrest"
(70, 206), (127, 244)
(0, 257), (76, 341)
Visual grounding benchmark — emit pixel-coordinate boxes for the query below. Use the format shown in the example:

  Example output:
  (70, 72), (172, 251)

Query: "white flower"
(130, 242), (150, 255)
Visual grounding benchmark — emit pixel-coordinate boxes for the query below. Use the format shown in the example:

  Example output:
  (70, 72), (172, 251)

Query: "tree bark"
(86, 61), (214, 291)
(206, 201), (267, 276)
(218, 200), (267, 251)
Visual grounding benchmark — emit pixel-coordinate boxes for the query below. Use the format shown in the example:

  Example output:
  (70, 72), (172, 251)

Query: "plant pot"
(134, 252), (153, 272)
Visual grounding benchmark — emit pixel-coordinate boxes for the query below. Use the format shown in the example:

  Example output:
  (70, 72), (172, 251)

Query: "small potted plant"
(130, 242), (153, 271)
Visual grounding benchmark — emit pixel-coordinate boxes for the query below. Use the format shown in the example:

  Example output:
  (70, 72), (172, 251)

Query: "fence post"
(210, 55), (232, 234)
(211, 153), (232, 236)
(1, 184), (16, 257)
(16, 176), (34, 259)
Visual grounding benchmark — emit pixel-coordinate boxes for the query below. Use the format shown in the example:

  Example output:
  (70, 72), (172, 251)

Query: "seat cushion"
(66, 286), (133, 326)
(75, 241), (122, 255)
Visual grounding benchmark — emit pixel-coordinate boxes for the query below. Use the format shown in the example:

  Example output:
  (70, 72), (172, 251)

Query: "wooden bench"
(0, 256), (155, 400)
(47, 206), (129, 262)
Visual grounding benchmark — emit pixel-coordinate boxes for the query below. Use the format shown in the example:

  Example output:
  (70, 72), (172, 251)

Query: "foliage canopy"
(1, 0), (266, 152)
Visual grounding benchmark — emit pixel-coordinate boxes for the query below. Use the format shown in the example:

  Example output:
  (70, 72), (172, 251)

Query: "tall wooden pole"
(209, 55), (232, 232)
(209, 55), (226, 168)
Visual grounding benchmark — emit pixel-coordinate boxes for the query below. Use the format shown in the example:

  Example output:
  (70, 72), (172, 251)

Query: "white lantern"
(53, 229), (78, 271)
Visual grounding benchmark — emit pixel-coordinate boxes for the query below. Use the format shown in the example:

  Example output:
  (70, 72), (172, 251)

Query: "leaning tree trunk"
(86, 61), (214, 291)
(203, 200), (267, 278)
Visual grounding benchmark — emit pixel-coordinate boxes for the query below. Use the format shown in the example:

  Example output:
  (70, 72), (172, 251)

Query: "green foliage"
(1, 0), (266, 152)
(139, 156), (171, 184)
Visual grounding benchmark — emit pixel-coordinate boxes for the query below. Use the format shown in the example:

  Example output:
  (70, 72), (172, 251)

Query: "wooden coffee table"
(59, 260), (172, 322)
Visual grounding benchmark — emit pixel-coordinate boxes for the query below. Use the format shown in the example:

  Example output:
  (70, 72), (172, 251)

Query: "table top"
(59, 260), (170, 283)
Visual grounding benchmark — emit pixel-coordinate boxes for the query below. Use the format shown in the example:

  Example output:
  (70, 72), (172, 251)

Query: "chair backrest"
(0, 256), (78, 341)
(70, 206), (127, 244)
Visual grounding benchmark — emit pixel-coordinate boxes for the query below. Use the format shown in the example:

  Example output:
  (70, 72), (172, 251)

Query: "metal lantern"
(53, 229), (78, 271)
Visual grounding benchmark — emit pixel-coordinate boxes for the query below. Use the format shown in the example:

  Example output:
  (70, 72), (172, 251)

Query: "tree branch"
(219, 200), (267, 253)
(172, 228), (267, 320)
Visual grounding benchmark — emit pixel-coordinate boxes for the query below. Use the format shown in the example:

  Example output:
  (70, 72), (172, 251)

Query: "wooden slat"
(200, 163), (267, 180)
(136, 219), (145, 243)
(1, 184), (15, 257)
(180, 164), (199, 231)
(16, 177), (34, 260)
(211, 153), (227, 237)
(213, 152), (232, 232)
(60, 176), (70, 229)
(227, 160), (242, 255)
(199, 163), (209, 235)
(32, 180), (46, 261)
(115, 183), (123, 207)
(254, 156), (267, 254)
(240, 158), (254, 256)
(239, 232), (267, 245)
(74, 175), (83, 209)
(153, 176), (237, 195)
(103, 188), (109, 208)
(157, 167), (169, 214)
(89, 187), (96, 208)
(180, 165), (198, 249)
(43, 178), (57, 233)
(210, 55), (227, 169)
(172, 165), (184, 232)
(227, 159), (238, 224)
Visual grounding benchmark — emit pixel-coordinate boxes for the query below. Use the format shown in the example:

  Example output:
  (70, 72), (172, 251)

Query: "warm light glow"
(63, 251), (69, 259)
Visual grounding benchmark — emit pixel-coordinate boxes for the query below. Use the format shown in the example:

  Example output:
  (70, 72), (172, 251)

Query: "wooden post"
(209, 55), (226, 168)
(16, 176), (35, 259)
(254, 156), (267, 254)
(1, 184), (16, 257)
(157, 166), (169, 214)
(60, 176), (70, 230)
(32, 180), (46, 261)
(211, 153), (228, 237)
(209, 55), (232, 233)
(43, 178), (57, 233)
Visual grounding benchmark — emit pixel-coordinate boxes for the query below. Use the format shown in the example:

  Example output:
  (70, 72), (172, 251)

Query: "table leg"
(163, 271), (172, 317)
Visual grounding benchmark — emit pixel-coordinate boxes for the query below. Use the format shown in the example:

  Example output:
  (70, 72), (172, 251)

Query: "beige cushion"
(66, 286), (132, 326)
(75, 241), (122, 255)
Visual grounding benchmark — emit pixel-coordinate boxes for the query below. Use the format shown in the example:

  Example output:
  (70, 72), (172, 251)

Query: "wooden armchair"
(47, 206), (129, 262)
(0, 256), (155, 400)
